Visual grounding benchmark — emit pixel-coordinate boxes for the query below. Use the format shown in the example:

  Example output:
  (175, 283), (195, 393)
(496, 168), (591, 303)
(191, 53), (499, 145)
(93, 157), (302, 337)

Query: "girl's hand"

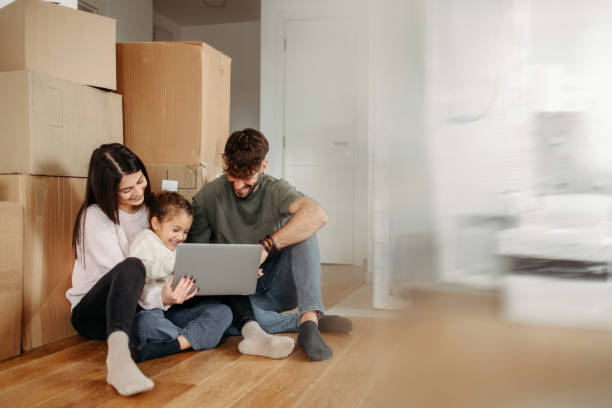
(162, 274), (198, 306)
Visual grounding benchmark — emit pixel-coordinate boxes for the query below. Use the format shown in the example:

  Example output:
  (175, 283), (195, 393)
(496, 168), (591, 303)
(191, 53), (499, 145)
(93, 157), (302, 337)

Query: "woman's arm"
(80, 206), (128, 274)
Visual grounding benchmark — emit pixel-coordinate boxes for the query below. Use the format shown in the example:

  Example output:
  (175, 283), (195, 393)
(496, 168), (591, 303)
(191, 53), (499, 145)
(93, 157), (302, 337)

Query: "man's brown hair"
(222, 128), (269, 179)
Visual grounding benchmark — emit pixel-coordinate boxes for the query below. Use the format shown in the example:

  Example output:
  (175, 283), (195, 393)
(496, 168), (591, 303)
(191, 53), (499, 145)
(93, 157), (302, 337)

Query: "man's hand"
(258, 247), (268, 278)
(162, 274), (198, 306)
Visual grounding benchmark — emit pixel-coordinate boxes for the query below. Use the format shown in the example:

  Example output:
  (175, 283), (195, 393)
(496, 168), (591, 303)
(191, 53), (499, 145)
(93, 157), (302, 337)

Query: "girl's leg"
(165, 297), (233, 351)
(70, 257), (153, 396)
(134, 299), (234, 362)
(131, 308), (183, 362)
(219, 296), (295, 359)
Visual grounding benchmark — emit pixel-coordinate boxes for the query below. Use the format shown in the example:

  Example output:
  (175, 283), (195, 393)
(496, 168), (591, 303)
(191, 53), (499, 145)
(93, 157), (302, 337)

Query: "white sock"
(106, 331), (154, 396)
(238, 321), (295, 359)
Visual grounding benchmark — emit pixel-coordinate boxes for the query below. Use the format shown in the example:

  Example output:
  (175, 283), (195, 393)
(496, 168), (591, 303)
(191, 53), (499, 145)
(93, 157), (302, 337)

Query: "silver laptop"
(172, 243), (261, 296)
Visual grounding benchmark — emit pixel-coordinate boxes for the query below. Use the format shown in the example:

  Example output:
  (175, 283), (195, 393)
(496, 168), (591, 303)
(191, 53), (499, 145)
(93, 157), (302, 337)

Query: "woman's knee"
(119, 257), (146, 280)
(122, 257), (145, 272)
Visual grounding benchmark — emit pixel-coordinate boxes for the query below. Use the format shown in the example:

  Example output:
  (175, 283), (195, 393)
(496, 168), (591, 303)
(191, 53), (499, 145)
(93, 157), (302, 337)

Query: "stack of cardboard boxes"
(0, 0), (122, 356)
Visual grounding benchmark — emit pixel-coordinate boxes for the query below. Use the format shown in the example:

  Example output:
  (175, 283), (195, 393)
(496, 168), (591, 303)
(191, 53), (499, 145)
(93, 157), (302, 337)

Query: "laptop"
(172, 243), (261, 296)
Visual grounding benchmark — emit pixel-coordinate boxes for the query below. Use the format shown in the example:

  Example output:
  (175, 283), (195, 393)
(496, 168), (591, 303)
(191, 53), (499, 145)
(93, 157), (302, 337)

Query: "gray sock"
(238, 321), (295, 359)
(106, 331), (154, 396)
(297, 321), (333, 361)
(318, 315), (353, 333)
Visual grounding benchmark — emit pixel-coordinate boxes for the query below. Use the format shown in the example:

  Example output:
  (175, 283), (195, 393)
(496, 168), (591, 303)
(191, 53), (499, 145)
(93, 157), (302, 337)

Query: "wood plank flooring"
(3, 266), (612, 407)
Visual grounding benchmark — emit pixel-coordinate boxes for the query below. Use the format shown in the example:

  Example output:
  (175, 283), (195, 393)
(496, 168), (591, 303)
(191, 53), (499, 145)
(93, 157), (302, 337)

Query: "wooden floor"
(3, 266), (612, 407)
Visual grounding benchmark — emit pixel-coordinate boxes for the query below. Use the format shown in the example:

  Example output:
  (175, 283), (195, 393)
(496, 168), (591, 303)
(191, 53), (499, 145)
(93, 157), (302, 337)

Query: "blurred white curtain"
(368, 0), (432, 308)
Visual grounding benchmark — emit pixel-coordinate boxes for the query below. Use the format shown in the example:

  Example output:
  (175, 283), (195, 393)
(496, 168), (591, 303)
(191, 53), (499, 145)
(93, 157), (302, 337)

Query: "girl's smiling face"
(151, 209), (193, 251)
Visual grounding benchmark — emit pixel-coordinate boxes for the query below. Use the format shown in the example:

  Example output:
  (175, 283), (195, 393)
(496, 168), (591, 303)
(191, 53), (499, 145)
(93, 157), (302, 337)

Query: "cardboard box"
(0, 175), (86, 350)
(0, 0), (116, 90)
(0, 0), (76, 9)
(148, 164), (223, 203)
(0, 70), (123, 177)
(117, 41), (231, 168)
(0, 202), (23, 360)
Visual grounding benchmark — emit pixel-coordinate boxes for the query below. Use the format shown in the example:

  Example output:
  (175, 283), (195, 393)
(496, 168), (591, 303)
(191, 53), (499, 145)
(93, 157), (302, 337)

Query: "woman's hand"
(162, 274), (198, 306)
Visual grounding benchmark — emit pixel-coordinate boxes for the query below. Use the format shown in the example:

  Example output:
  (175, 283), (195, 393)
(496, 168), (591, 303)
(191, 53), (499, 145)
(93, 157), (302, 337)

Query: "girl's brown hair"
(149, 191), (193, 224)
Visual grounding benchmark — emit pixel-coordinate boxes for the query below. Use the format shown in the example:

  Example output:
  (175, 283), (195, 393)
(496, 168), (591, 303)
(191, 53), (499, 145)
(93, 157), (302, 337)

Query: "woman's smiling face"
(117, 171), (147, 212)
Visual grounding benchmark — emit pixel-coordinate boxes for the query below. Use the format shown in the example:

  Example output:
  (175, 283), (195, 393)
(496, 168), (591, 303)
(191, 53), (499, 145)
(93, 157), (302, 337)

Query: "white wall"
(82, 0), (153, 42)
(105, 0), (152, 42)
(154, 11), (183, 40)
(182, 21), (261, 133)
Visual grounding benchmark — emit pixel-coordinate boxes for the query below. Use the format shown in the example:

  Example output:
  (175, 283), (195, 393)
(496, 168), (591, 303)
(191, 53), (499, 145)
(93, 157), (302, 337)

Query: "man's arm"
(270, 197), (328, 249)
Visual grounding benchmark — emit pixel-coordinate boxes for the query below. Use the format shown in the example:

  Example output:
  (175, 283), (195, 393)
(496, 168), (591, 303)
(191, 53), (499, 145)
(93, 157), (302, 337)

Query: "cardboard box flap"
(157, 41), (232, 60)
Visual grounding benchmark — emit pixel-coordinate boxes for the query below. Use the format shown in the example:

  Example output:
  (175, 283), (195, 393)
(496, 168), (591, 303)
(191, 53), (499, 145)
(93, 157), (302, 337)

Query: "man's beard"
(233, 173), (262, 199)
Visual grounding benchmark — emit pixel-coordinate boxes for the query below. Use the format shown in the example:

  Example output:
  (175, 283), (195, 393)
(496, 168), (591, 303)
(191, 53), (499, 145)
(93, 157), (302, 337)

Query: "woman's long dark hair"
(72, 143), (153, 258)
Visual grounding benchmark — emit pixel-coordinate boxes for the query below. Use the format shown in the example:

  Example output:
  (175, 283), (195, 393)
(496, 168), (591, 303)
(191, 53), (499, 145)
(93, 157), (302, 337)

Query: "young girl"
(130, 192), (295, 361)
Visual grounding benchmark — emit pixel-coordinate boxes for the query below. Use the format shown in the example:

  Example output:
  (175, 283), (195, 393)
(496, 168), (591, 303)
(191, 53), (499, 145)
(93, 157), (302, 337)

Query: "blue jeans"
(234, 234), (325, 334)
(131, 297), (232, 350)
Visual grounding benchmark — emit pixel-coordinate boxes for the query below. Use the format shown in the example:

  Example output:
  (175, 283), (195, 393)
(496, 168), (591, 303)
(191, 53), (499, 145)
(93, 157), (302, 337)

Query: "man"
(189, 128), (352, 361)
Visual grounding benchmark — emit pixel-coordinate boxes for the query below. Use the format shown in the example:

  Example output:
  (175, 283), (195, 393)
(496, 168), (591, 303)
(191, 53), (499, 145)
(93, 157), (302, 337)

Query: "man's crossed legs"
(248, 234), (353, 361)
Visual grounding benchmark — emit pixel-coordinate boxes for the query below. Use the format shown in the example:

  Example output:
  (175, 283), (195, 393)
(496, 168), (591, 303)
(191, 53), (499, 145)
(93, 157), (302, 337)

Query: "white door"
(283, 16), (356, 264)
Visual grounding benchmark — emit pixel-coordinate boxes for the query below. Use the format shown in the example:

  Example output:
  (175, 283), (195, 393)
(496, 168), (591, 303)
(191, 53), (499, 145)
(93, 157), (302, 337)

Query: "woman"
(66, 144), (231, 396)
